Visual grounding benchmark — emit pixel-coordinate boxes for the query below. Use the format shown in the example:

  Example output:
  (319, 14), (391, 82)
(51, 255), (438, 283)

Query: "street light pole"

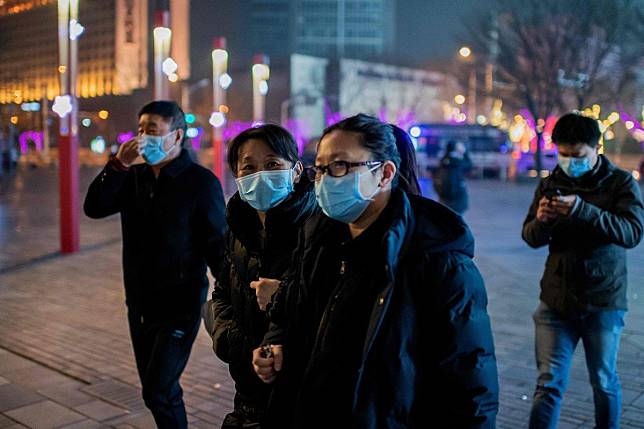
(211, 37), (228, 184)
(153, 10), (171, 100)
(459, 46), (477, 124)
(252, 54), (270, 123)
(56, 0), (81, 253)
(468, 69), (477, 124)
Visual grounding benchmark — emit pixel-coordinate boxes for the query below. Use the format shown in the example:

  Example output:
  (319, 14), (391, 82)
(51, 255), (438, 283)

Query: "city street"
(1, 164), (644, 428)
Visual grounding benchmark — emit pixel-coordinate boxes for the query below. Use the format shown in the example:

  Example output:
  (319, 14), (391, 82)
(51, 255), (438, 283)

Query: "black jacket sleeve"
(208, 231), (235, 363)
(572, 173), (644, 249)
(83, 160), (130, 219)
(197, 173), (227, 276)
(522, 181), (554, 248)
(426, 255), (499, 429)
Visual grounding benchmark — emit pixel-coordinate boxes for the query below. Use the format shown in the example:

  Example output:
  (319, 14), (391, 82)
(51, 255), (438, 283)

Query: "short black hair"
(552, 112), (601, 147)
(227, 124), (299, 174)
(138, 101), (187, 146)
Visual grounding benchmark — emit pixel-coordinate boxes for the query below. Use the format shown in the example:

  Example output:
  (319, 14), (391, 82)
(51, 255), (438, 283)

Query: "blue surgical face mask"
(314, 167), (380, 224)
(140, 131), (177, 165)
(236, 168), (295, 212)
(558, 155), (592, 178)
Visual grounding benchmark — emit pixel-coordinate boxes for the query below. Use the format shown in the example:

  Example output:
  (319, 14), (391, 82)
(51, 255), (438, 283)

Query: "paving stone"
(5, 400), (86, 429)
(37, 382), (96, 408)
(116, 413), (157, 429)
(0, 354), (37, 375)
(4, 365), (73, 391)
(58, 420), (111, 429)
(74, 400), (129, 421)
(0, 415), (18, 428)
(0, 384), (44, 413)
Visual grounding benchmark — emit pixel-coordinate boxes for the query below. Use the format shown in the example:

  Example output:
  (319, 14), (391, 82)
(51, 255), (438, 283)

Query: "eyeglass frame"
(307, 160), (383, 181)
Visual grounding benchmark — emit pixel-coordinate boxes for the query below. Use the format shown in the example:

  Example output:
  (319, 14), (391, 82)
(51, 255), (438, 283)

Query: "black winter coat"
(266, 189), (499, 429)
(522, 155), (644, 314)
(84, 150), (226, 321)
(206, 178), (318, 407)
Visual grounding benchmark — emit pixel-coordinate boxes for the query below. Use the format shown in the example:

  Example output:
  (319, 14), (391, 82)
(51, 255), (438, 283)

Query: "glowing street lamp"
(211, 37), (229, 182)
(162, 57), (178, 76)
(457, 47), (477, 124)
(252, 54), (270, 123)
(52, 95), (73, 118)
(459, 46), (472, 58)
(153, 11), (172, 100)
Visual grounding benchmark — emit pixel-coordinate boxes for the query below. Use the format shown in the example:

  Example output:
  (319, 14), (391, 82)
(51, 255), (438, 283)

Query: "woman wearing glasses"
(204, 124), (318, 428)
(254, 114), (499, 429)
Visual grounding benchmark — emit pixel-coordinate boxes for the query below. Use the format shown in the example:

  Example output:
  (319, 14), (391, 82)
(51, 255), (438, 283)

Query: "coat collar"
(158, 148), (192, 178)
(380, 189), (415, 281)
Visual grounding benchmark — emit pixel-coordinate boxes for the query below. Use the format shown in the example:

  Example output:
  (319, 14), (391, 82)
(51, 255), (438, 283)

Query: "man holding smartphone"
(84, 101), (226, 428)
(522, 112), (644, 429)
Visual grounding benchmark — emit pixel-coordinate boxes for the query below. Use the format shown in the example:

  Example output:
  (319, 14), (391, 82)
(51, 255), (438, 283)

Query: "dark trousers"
(128, 311), (200, 429)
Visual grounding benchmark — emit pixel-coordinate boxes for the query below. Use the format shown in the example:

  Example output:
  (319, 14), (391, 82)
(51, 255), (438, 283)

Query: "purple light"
(19, 131), (43, 154)
(223, 121), (255, 141)
(190, 127), (204, 151)
(117, 132), (135, 144)
(283, 119), (311, 155)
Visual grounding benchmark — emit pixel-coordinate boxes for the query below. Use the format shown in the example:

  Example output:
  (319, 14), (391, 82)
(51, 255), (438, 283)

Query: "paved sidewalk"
(1, 165), (644, 428)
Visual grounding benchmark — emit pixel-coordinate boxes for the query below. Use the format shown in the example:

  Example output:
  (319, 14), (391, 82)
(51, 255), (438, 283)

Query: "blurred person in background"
(433, 140), (472, 214)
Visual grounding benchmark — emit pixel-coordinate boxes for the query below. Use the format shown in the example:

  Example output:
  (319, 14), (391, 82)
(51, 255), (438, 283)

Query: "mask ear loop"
(165, 130), (180, 153)
(356, 162), (384, 200)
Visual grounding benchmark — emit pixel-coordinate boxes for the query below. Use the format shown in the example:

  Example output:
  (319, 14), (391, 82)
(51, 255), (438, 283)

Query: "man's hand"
(252, 345), (283, 384)
(250, 278), (281, 311)
(536, 197), (559, 224)
(549, 194), (578, 216)
(115, 138), (142, 167)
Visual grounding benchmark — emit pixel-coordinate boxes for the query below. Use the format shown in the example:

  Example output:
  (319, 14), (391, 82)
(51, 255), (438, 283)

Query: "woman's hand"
(252, 345), (283, 384)
(250, 278), (281, 311)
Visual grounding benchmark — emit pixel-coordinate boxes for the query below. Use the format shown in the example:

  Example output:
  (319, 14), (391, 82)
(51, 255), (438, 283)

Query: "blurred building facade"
(250, 0), (396, 60)
(0, 0), (152, 104)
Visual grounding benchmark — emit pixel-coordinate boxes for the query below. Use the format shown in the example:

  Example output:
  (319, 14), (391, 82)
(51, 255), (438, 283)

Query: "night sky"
(188, 0), (491, 81)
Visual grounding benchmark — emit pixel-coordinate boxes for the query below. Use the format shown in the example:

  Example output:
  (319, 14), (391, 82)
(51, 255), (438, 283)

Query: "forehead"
(317, 130), (369, 159)
(238, 138), (280, 161)
(138, 113), (171, 128)
(557, 142), (593, 154)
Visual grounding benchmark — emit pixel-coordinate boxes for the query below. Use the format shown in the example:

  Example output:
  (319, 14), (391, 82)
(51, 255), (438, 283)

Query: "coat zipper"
(313, 259), (347, 352)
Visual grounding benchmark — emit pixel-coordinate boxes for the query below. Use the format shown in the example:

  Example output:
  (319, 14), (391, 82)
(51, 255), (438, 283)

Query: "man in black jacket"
(84, 101), (226, 429)
(522, 113), (644, 429)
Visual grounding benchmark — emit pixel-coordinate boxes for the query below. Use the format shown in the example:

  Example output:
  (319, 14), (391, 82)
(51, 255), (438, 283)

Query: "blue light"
(409, 126), (422, 138)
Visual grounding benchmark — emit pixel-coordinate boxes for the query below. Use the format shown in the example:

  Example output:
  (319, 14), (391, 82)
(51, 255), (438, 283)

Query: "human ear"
(379, 161), (397, 187)
(293, 161), (304, 184)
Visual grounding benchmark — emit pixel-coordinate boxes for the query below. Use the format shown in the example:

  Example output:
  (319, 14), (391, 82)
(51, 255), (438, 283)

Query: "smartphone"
(543, 188), (562, 201)
(260, 344), (274, 359)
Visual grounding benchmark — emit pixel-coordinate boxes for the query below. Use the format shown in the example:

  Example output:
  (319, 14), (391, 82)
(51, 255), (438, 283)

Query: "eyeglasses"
(306, 160), (383, 181)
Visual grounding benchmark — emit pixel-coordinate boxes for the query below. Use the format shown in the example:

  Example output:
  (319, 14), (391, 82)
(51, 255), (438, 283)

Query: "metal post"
(252, 54), (270, 123)
(153, 10), (171, 100)
(57, 0), (80, 253)
(468, 68), (477, 124)
(211, 37), (228, 184)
